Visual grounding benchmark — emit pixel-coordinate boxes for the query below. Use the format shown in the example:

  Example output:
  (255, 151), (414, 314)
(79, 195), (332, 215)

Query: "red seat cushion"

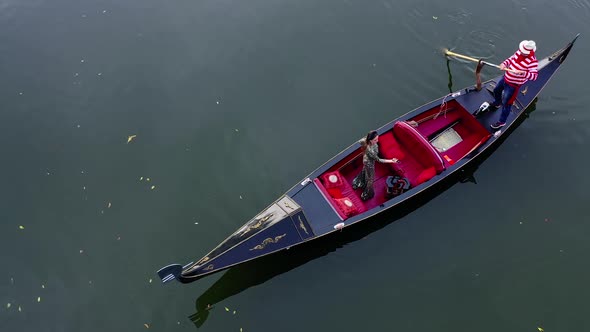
(416, 166), (436, 185)
(334, 197), (358, 216)
(314, 174), (367, 220)
(321, 171), (344, 189)
(393, 121), (445, 173)
(338, 181), (366, 215)
(327, 187), (344, 199)
(378, 131), (406, 160)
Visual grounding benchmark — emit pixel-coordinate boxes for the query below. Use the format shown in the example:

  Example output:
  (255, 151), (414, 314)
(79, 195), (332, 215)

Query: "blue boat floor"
(291, 181), (341, 236)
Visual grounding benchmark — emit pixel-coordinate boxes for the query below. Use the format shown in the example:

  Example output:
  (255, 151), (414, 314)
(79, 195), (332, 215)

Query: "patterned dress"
(352, 143), (388, 201)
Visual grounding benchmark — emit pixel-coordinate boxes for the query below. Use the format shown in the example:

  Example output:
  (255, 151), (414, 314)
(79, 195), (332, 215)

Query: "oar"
(444, 49), (519, 74)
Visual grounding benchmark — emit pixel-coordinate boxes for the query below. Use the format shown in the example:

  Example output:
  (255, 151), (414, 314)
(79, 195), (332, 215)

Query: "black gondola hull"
(158, 34), (579, 284)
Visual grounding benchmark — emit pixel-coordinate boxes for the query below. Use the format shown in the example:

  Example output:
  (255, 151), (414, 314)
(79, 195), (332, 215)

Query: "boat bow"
(160, 195), (313, 283)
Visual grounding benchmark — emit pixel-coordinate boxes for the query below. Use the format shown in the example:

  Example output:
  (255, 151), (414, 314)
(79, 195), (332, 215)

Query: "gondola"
(158, 34), (579, 284)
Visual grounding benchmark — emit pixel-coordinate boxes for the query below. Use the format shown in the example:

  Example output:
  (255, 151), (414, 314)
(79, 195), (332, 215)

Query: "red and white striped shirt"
(502, 50), (538, 85)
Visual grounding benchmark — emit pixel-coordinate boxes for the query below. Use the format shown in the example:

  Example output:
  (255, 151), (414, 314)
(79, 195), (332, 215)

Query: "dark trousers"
(493, 77), (520, 123)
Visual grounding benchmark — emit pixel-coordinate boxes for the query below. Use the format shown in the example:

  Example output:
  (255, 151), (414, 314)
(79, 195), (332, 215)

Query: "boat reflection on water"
(188, 202), (423, 327)
(446, 58), (454, 94)
(188, 164), (482, 328)
(188, 89), (541, 329)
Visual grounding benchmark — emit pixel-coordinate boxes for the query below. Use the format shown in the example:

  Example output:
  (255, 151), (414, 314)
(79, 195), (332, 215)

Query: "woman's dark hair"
(365, 130), (378, 144)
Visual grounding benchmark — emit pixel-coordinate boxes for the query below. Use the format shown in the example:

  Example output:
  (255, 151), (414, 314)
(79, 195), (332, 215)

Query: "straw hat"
(519, 40), (537, 55)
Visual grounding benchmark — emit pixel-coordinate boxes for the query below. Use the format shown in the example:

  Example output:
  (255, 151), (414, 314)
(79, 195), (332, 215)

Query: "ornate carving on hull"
(298, 216), (309, 235)
(249, 234), (287, 251)
(203, 264), (214, 271)
(278, 196), (301, 213)
(240, 212), (274, 237)
(549, 49), (561, 61)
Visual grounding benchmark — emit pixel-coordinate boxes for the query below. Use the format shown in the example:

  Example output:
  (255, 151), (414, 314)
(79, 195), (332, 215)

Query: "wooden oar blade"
(475, 60), (485, 91)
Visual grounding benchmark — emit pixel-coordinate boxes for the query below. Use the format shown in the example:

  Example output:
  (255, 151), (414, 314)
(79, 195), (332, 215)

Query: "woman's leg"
(352, 169), (366, 190)
(361, 164), (375, 201)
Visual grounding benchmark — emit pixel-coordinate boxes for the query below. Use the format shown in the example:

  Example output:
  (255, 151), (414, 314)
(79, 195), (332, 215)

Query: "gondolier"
(490, 40), (539, 129)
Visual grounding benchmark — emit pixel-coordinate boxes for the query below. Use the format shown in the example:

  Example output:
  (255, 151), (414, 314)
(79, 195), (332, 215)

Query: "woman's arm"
(367, 145), (398, 163)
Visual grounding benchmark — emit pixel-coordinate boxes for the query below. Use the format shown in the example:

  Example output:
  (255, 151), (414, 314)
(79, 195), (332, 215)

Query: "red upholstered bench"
(379, 122), (446, 187)
(314, 171), (366, 220)
(377, 130), (411, 179)
(378, 131), (406, 161)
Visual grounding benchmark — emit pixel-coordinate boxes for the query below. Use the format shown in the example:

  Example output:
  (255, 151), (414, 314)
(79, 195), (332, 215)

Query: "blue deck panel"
(291, 183), (341, 236)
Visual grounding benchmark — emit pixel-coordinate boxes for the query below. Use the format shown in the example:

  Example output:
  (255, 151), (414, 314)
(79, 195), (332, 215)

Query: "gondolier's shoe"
(490, 121), (505, 129)
(490, 102), (501, 110)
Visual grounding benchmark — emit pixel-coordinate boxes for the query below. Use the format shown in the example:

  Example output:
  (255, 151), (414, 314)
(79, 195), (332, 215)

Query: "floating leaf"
(6, 303), (11, 309)
(240, 328), (243, 332)
(42, 284), (45, 289)
(537, 328), (544, 332)
(433, 16), (438, 20)
(18, 306), (22, 312)
(233, 310), (236, 314)
(146, 178), (150, 182)
(225, 307), (229, 312)
(149, 279), (152, 283)
(19, 225), (25, 230)
(127, 135), (137, 144)
(150, 185), (156, 190)
(107, 202), (111, 208)
(37, 297), (41, 303)
(139, 176), (144, 181)
(144, 323), (150, 328)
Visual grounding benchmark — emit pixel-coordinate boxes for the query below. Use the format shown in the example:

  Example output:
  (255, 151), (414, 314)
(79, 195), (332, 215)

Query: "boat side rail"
(334, 149), (363, 173)
(456, 134), (492, 161)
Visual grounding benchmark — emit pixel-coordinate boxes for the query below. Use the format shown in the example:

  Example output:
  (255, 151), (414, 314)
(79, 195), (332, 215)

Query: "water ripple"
(460, 30), (504, 59)
(446, 8), (473, 25)
(569, 0), (590, 11)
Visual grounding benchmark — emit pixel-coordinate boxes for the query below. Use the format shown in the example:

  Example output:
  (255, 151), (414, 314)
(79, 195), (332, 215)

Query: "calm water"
(1, 0), (589, 331)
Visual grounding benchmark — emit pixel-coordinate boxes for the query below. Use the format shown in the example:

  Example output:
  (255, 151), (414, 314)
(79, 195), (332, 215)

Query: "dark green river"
(1, 0), (589, 331)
